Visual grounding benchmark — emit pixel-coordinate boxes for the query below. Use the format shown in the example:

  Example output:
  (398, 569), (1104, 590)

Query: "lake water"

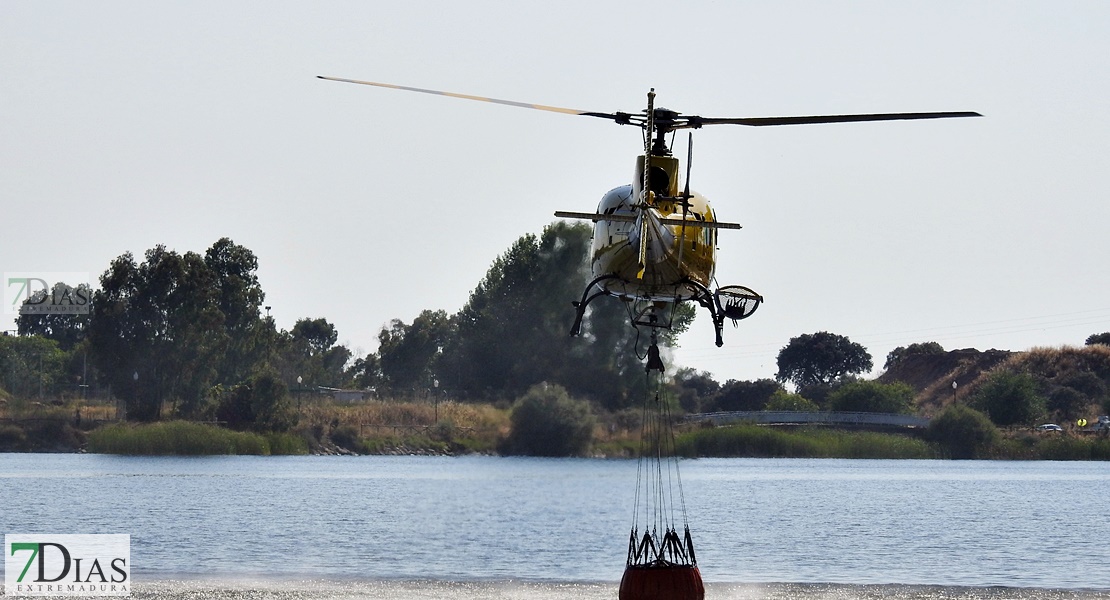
(1, 455), (1109, 599)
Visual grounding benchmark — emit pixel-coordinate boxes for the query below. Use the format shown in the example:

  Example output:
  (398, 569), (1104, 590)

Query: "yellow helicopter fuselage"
(590, 154), (718, 303)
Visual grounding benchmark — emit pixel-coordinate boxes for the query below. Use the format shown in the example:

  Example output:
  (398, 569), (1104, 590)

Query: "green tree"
(828, 380), (915, 414)
(248, 371), (297, 432)
(347, 353), (383, 391)
(0, 335), (67, 399)
(928, 404), (999, 459)
(377, 310), (454, 394)
(280, 318), (352, 388)
(443, 225), (583, 400)
(204, 238), (268, 385)
(707, 378), (782, 412)
(884, 341), (945, 370)
(15, 283), (94, 397)
(15, 282), (92, 352)
(1085, 332), (1110, 346)
(673, 368), (720, 413)
(775, 332), (873, 389)
(504, 383), (595, 457)
(291, 317), (337, 355)
(88, 246), (227, 420)
(87, 239), (274, 420)
(970, 371), (1046, 427)
(764, 389), (819, 412)
(439, 222), (686, 407)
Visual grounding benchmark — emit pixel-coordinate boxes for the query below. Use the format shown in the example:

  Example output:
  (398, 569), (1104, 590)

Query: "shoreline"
(116, 579), (1110, 599)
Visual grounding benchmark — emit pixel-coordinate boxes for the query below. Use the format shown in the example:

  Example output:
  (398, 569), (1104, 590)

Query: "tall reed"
(676, 424), (934, 459)
(88, 421), (306, 455)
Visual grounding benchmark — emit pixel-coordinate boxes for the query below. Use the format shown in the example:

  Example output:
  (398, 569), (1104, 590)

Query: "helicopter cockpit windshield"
(649, 166), (671, 196)
(635, 155), (680, 202)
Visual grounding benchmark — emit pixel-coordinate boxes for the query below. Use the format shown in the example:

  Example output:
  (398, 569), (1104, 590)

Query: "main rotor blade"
(691, 111), (982, 127)
(318, 77), (981, 135)
(317, 76), (622, 121)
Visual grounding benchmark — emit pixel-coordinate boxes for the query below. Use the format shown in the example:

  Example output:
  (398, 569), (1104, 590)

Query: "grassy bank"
(675, 423), (1110, 460)
(9, 394), (1110, 460)
(87, 421), (308, 455)
(993, 431), (1110, 460)
(298, 400), (510, 455)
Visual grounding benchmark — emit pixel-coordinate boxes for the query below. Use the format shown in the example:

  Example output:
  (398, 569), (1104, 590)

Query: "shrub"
(330, 424), (364, 452)
(971, 371), (1046, 427)
(828, 380), (915, 414)
(213, 371), (298, 433)
(505, 383), (595, 457)
(764, 390), (819, 412)
(1057, 371), (1107, 399)
(250, 372), (297, 432)
(0, 424), (27, 451)
(1047, 387), (1087, 422)
(21, 419), (82, 451)
(927, 404), (999, 459)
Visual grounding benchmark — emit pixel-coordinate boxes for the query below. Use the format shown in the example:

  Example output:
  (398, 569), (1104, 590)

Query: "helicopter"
(318, 76), (980, 363)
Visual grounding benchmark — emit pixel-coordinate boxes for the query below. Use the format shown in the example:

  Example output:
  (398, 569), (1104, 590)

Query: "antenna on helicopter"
(676, 133), (694, 271)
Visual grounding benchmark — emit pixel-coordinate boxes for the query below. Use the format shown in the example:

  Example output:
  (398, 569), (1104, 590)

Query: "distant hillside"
(878, 348), (1011, 415)
(879, 344), (1110, 419)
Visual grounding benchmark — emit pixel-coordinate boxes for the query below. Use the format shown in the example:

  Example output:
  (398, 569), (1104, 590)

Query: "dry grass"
(1008, 344), (1110, 379)
(0, 397), (119, 422)
(299, 399), (510, 433)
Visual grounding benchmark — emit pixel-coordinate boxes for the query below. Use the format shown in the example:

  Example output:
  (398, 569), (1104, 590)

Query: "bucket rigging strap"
(628, 363), (696, 568)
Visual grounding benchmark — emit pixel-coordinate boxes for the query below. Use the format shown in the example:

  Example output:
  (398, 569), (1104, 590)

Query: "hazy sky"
(3, 1), (1109, 384)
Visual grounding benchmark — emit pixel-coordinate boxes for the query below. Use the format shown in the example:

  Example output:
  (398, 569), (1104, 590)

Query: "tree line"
(6, 221), (1110, 446)
(4, 222), (693, 428)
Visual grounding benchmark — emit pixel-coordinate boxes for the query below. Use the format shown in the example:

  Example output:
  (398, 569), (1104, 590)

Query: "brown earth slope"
(880, 344), (1110, 419)
(878, 348), (1012, 416)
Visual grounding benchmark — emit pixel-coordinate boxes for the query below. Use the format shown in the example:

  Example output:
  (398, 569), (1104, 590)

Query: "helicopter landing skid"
(569, 274), (745, 349)
(684, 278), (728, 348)
(569, 274), (624, 337)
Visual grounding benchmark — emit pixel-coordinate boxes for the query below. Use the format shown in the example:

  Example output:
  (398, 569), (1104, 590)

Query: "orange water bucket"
(618, 563), (705, 600)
